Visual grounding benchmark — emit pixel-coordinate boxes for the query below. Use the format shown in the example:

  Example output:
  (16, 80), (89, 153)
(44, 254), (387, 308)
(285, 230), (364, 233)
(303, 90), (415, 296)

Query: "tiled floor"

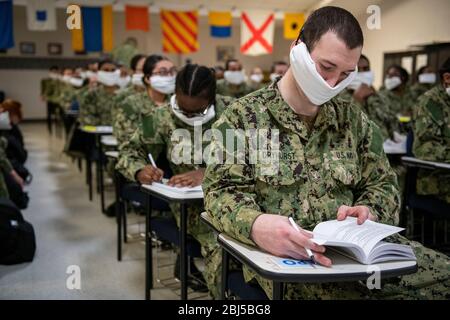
(0, 122), (209, 300)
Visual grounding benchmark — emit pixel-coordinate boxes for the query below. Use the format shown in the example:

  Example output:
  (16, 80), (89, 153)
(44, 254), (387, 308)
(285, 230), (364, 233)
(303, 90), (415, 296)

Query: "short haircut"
(98, 58), (116, 70)
(389, 64), (410, 84)
(439, 58), (450, 81)
(297, 6), (364, 50)
(143, 54), (168, 77)
(176, 64), (216, 105)
(359, 54), (370, 65)
(271, 61), (288, 73)
(225, 59), (239, 71)
(130, 54), (146, 72)
(49, 65), (59, 71)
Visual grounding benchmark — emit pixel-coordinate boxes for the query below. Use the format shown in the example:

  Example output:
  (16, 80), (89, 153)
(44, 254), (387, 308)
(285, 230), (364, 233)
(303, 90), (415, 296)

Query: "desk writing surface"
(141, 183), (204, 200)
(219, 234), (417, 281)
(401, 156), (450, 170)
(105, 151), (118, 159)
(81, 125), (113, 134)
(101, 135), (118, 146)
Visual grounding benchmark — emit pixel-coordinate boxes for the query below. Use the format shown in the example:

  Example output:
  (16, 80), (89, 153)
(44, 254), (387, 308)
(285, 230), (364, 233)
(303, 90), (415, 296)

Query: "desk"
(80, 126), (113, 211)
(105, 151), (119, 159)
(141, 184), (203, 300)
(101, 135), (118, 147)
(401, 156), (450, 170)
(218, 233), (418, 300)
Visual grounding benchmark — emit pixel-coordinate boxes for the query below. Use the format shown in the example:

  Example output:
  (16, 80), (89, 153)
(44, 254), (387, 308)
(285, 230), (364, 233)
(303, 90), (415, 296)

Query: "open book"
(311, 217), (416, 264)
(150, 178), (203, 194)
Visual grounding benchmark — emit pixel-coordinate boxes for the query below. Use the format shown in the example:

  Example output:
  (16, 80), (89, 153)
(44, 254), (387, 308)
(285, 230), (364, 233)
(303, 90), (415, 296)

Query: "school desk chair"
(402, 131), (450, 246)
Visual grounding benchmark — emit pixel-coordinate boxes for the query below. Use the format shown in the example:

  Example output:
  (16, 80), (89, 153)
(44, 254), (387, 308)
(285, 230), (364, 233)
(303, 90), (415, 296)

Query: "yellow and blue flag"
(208, 11), (232, 38)
(71, 5), (113, 53)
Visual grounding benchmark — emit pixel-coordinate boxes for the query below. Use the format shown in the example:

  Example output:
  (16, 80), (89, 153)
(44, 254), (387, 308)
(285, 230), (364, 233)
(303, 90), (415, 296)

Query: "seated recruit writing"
(203, 6), (449, 300)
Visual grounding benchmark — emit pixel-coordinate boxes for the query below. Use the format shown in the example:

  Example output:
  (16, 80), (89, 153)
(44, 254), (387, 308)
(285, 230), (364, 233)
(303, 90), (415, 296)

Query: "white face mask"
(290, 42), (357, 105)
(446, 87), (450, 96)
(97, 70), (119, 87)
(117, 76), (131, 89)
(170, 95), (216, 126)
(62, 75), (72, 83)
(85, 71), (96, 79)
(250, 74), (264, 83)
(418, 73), (436, 84)
(131, 73), (144, 87)
(348, 71), (374, 90)
(384, 76), (402, 91)
(270, 73), (280, 82)
(224, 70), (246, 85)
(69, 77), (84, 88)
(150, 75), (176, 94)
(0, 112), (11, 130)
(49, 73), (59, 80)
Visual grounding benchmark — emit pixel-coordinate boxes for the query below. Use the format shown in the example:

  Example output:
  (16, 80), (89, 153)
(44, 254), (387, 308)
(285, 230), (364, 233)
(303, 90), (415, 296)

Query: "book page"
(151, 180), (203, 194)
(313, 217), (404, 256)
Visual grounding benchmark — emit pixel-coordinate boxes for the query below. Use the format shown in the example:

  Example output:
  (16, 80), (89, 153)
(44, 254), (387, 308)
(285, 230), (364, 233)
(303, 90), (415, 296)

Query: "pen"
(148, 153), (162, 182)
(288, 216), (315, 262)
(148, 153), (157, 168)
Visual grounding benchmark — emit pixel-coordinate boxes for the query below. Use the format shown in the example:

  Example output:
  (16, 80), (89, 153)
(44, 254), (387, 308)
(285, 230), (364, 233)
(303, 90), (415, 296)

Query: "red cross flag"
(240, 11), (275, 56)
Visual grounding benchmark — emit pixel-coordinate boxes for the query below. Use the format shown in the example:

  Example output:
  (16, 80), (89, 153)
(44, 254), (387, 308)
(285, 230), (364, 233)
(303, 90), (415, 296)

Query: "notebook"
(311, 217), (416, 264)
(150, 179), (203, 194)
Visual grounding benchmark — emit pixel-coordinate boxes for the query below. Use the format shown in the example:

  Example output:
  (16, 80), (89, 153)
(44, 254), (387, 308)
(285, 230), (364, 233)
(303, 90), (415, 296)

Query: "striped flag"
(71, 6), (113, 53)
(161, 10), (199, 54)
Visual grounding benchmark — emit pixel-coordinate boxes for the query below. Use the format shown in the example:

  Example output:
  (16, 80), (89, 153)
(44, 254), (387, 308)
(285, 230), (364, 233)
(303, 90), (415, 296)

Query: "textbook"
(150, 179), (203, 194)
(311, 217), (416, 264)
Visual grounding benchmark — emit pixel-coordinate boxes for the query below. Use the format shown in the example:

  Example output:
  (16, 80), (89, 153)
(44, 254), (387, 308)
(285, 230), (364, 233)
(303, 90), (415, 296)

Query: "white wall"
(357, 0), (450, 88)
(0, 6), (292, 119)
(2, 0), (450, 119)
(0, 70), (48, 119)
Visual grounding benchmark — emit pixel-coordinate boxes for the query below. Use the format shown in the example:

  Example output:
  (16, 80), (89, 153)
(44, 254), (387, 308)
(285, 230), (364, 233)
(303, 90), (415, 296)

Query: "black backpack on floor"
(0, 198), (36, 265)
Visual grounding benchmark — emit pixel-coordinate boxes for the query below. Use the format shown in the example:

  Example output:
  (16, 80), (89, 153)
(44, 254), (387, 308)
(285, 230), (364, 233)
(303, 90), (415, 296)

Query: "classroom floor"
(0, 122), (208, 300)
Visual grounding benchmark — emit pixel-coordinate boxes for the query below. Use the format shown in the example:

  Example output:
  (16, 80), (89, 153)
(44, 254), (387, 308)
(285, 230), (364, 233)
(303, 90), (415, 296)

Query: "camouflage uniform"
(46, 79), (63, 105)
(216, 79), (253, 98)
(203, 82), (450, 300)
(413, 84), (450, 203)
(78, 85), (117, 126)
(111, 43), (139, 69)
(113, 90), (160, 149)
(409, 83), (435, 101)
(340, 89), (399, 140)
(112, 85), (145, 126)
(0, 137), (12, 198)
(55, 82), (82, 111)
(248, 81), (266, 93)
(117, 95), (234, 296)
(40, 77), (52, 99)
(378, 87), (415, 116)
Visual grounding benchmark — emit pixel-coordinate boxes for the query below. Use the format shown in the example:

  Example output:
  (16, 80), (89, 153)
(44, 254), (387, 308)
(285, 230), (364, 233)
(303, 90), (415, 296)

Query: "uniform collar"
(266, 81), (339, 139)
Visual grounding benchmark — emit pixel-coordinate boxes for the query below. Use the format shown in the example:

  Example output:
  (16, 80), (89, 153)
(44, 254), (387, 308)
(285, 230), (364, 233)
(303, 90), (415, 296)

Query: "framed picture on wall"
(48, 43), (63, 55)
(217, 46), (235, 63)
(20, 42), (36, 55)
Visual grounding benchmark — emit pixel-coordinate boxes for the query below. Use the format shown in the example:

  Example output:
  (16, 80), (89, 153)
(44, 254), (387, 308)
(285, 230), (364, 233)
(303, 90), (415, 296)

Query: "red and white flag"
(240, 11), (275, 56)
